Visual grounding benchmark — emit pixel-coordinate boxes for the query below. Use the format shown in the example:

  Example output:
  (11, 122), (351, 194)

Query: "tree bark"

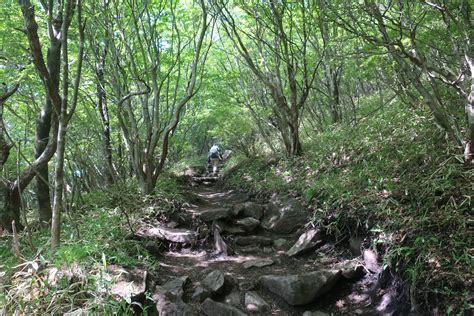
(51, 0), (84, 247)
(35, 37), (61, 226)
(465, 54), (474, 163)
(95, 54), (115, 185)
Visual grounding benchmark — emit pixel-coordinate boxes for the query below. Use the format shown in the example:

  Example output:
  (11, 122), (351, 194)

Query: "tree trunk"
(96, 56), (115, 185)
(0, 185), (23, 232)
(35, 40), (61, 226)
(465, 54), (474, 163)
(51, 123), (67, 247)
(329, 67), (341, 124)
(288, 108), (302, 156)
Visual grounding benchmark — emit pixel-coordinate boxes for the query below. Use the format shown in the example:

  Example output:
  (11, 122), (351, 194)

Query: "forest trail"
(132, 170), (410, 316)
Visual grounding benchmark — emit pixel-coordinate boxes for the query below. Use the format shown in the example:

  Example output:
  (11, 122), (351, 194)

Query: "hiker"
(208, 144), (223, 176)
(208, 144), (222, 163)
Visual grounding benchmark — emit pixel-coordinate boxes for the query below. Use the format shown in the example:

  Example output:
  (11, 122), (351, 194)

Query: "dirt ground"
(147, 180), (409, 315)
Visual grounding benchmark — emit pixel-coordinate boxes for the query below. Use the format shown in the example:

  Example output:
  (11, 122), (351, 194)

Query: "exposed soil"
(141, 176), (411, 315)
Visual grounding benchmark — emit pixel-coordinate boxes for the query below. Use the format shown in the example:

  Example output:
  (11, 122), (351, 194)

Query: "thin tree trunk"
(96, 55), (115, 185)
(51, 0), (84, 248)
(35, 39), (61, 226)
(51, 123), (66, 247)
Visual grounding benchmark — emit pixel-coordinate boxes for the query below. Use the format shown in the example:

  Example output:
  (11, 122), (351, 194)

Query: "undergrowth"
(0, 175), (182, 314)
(224, 103), (473, 314)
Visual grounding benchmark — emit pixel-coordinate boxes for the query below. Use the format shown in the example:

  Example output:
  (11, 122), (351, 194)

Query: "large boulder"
(259, 270), (341, 305)
(261, 196), (307, 234)
(201, 298), (247, 316)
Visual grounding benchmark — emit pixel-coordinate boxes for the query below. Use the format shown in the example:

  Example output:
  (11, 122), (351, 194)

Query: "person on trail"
(208, 144), (222, 163)
(208, 144), (223, 176)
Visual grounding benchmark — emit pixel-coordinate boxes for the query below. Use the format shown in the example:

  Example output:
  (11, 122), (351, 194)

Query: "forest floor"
(135, 173), (411, 315)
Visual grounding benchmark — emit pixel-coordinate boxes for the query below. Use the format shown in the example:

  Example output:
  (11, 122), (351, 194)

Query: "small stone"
(235, 202), (265, 220)
(303, 311), (329, 316)
(263, 247), (273, 254)
(202, 270), (225, 295)
(201, 298), (247, 316)
(200, 208), (235, 222)
(225, 291), (241, 307)
(274, 238), (287, 249)
(243, 258), (274, 269)
(238, 246), (260, 254)
(286, 228), (323, 257)
(155, 275), (189, 298)
(261, 196), (307, 234)
(260, 270), (341, 305)
(235, 236), (273, 246)
(110, 267), (147, 304)
(239, 280), (256, 291)
(155, 293), (196, 316)
(191, 286), (209, 302)
(245, 291), (270, 313)
(341, 265), (366, 280)
(236, 217), (260, 232)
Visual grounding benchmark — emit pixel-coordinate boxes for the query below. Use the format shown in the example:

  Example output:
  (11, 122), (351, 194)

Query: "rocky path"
(125, 176), (408, 315)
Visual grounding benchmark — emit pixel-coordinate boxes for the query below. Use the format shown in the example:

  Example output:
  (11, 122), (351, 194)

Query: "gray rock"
(202, 270), (225, 294)
(155, 276), (189, 298)
(243, 258), (274, 269)
(262, 246), (273, 254)
(153, 276), (195, 316)
(225, 291), (241, 307)
(155, 292), (196, 316)
(286, 229), (323, 257)
(245, 291), (270, 313)
(238, 246), (261, 254)
(239, 280), (256, 291)
(274, 238), (287, 249)
(191, 286), (210, 302)
(303, 311), (329, 316)
(235, 202), (265, 220)
(200, 208), (236, 222)
(261, 196), (307, 234)
(221, 224), (246, 235)
(109, 266), (147, 304)
(341, 264), (366, 280)
(136, 226), (196, 244)
(236, 217), (260, 232)
(235, 236), (273, 246)
(201, 298), (247, 316)
(259, 270), (341, 305)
